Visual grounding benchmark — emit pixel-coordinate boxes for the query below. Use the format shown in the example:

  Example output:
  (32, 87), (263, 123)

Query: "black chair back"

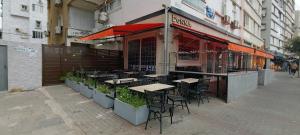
(145, 90), (165, 112)
(196, 78), (210, 91)
(179, 82), (190, 97)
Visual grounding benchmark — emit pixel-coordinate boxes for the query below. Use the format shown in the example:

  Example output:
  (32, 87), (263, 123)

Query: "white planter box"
(79, 83), (94, 98)
(114, 99), (148, 126)
(93, 90), (114, 109)
(65, 79), (80, 92)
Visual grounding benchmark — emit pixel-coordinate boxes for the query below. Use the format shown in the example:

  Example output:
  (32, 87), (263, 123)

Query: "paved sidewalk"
(0, 72), (300, 135)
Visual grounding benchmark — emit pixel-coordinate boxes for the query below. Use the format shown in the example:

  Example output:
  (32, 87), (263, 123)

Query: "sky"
(296, 1), (300, 10)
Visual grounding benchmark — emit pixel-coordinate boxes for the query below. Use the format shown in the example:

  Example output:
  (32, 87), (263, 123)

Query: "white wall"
(93, 0), (241, 42)
(171, 0), (241, 39)
(0, 40), (42, 91)
(95, 0), (170, 27)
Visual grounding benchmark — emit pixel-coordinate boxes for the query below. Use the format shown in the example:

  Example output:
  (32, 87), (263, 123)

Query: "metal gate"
(0, 46), (8, 91)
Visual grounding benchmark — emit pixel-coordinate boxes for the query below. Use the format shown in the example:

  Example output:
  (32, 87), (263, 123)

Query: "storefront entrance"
(0, 45), (8, 91)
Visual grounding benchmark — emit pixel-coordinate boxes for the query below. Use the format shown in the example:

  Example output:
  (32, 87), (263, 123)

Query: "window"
(21, 5), (28, 11)
(32, 4), (35, 11)
(32, 31), (43, 39)
(244, 13), (250, 29)
(178, 36), (200, 60)
(232, 3), (237, 20)
(182, 0), (206, 14)
(128, 37), (157, 72)
(100, 0), (121, 13)
(261, 24), (266, 30)
(32, 4), (43, 13)
(222, 0), (227, 15)
(35, 21), (41, 29)
(270, 36), (274, 44)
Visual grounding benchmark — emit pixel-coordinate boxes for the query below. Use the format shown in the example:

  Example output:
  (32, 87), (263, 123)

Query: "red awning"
(255, 50), (274, 59)
(228, 43), (255, 54)
(80, 23), (164, 41)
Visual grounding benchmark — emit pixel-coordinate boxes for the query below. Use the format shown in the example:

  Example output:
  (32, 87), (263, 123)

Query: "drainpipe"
(163, 4), (170, 74)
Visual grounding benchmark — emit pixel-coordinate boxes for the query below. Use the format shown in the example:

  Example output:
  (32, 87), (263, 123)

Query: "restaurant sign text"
(172, 15), (192, 28)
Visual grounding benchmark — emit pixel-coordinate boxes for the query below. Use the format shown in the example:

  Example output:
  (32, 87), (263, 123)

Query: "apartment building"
(295, 10), (300, 36)
(0, 0), (47, 91)
(261, 0), (295, 56)
(1, 0), (48, 44)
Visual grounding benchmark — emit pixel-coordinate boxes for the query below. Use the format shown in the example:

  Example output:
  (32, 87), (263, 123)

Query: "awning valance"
(171, 23), (228, 44)
(255, 50), (274, 59)
(80, 23), (164, 41)
(228, 43), (255, 54)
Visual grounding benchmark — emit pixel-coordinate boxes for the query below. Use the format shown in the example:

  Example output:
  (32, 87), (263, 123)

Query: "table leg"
(217, 76), (220, 98)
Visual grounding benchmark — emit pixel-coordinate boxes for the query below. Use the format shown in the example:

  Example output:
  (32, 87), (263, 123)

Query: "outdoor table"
(170, 71), (228, 98)
(144, 74), (167, 78)
(144, 74), (168, 82)
(124, 71), (139, 77)
(105, 78), (138, 85)
(173, 78), (199, 84)
(88, 74), (118, 87)
(129, 83), (175, 93)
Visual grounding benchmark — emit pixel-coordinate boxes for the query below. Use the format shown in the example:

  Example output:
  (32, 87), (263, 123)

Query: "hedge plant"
(116, 87), (145, 108)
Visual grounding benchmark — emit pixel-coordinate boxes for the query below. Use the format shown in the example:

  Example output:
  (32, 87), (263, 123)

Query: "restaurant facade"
(82, 7), (273, 75)
(81, 6), (274, 102)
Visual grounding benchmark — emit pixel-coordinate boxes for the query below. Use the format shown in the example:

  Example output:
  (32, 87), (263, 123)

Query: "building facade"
(294, 10), (300, 37)
(47, 0), (274, 74)
(261, 0), (295, 56)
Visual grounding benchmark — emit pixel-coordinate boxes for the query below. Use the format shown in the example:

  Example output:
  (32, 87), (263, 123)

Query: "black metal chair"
(188, 78), (211, 106)
(197, 78), (211, 103)
(144, 90), (174, 134)
(167, 82), (190, 113)
(158, 75), (174, 85)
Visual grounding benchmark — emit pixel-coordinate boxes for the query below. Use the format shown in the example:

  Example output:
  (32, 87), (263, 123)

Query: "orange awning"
(80, 23), (164, 41)
(228, 43), (255, 54)
(255, 50), (274, 59)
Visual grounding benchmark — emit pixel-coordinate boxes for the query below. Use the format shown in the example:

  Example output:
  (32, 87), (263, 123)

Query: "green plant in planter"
(60, 72), (74, 81)
(84, 78), (97, 88)
(96, 84), (111, 94)
(116, 87), (146, 108)
(72, 75), (82, 83)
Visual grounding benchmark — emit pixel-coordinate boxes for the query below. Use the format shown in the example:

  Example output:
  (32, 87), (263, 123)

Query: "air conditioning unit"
(98, 12), (108, 24)
(55, 0), (62, 7)
(230, 20), (239, 29)
(55, 26), (62, 34)
(222, 15), (231, 25)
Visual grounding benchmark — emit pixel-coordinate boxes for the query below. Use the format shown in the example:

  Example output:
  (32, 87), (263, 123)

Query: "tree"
(285, 36), (300, 77)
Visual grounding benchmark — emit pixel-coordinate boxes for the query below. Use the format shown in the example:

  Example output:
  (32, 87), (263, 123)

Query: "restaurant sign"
(172, 15), (192, 28)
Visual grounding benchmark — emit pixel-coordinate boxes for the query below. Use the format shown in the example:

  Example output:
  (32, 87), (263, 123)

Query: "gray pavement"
(0, 72), (300, 135)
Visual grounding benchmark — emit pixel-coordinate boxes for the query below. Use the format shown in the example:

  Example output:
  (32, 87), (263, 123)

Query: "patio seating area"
(63, 69), (221, 134)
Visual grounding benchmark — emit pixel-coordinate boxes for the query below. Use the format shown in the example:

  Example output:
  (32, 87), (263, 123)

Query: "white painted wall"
(93, 0), (241, 41)
(171, 0), (241, 38)
(95, 0), (170, 27)
(2, 0), (47, 44)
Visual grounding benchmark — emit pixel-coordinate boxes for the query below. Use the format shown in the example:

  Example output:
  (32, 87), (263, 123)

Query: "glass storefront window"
(178, 36), (200, 60)
(128, 37), (156, 72)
